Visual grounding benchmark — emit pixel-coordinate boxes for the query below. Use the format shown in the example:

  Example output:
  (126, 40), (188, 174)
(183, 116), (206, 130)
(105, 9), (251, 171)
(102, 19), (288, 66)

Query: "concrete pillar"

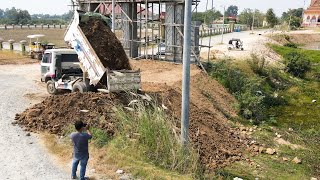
(20, 40), (27, 55)
(121, 3), (138, 58)
(165, 3), (184, 62)
(0, 38), (3, 49)
(34, 24), (37, 28)
(41, 24), (44, 29)
(8, 39), (14, 50)
(4, 24), (7, 30)
(47, 24), (50, 29)
(20, 24), (23, 29)
(12, 24), (15, 29)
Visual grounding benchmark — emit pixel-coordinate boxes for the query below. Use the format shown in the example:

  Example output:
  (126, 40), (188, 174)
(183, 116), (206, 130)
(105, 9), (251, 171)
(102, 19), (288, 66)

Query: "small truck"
(41, 11), (141, 94)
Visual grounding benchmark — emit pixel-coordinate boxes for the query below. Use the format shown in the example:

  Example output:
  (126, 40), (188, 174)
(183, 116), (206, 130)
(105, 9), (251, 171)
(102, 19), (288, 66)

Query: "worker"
(70, 121), (92, 180)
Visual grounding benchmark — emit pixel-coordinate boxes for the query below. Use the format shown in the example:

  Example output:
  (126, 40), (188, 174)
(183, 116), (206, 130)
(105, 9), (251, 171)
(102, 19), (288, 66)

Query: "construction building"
(71, 0), (201, 63)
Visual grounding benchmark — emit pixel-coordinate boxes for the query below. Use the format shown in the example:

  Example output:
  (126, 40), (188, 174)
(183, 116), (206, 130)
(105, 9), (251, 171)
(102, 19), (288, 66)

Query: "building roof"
(304, 0), (320, 14)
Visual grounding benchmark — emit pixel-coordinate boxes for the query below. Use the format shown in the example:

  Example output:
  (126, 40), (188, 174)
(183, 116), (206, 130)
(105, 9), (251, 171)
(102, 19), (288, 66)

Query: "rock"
(277, 134), (282, 138)
(288, 128), (294, 131)
(292, 157), (302, 164)
(233, 177), (243, 180)
(312, 99), (316, 103)
(258, 147), (265, 153)
(119, 174), (133, 180)
(26, 133), (31, 136)
(310, 177), (317, 180)
(116, 169), (124, 174)
(29, 142), (33, 144)
(266, 148), (276, 155)
(282, 157), (289, 161)
(27, 108), (42, 117)
(249, 128), (253, 132)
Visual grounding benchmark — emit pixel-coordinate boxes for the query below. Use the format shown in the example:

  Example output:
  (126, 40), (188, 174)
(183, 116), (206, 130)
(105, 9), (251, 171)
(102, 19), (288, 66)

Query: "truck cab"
(41, 49), (83, 94)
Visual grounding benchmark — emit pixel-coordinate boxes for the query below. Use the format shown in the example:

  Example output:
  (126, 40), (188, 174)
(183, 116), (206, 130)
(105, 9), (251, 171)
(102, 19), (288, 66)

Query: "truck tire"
(47, 80), (58, 95)
(72, 82), (88, 93)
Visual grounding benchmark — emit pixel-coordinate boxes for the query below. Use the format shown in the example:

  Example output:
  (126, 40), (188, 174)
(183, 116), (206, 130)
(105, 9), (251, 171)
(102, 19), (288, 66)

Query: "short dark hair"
(74, 121), (86, 131)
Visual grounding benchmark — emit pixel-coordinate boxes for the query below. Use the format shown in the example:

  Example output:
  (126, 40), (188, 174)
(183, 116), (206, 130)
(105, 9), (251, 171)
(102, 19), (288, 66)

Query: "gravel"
(0, 64), (68, 179)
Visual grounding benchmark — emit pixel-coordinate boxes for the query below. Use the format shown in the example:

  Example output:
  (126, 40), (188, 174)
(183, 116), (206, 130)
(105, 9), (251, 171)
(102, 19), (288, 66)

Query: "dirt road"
(200, 29), (280, 61)
(0, 64), (68, 179)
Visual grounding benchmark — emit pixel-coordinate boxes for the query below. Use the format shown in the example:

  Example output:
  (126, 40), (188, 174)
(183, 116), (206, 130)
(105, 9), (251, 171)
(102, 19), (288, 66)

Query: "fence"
(199, 25), (248, 37)
(0, 40), (29, 54)
(0, 24), (68, 30)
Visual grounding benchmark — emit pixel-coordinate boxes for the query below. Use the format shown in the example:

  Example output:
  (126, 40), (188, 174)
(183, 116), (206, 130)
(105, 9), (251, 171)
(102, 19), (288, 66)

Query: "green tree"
(239, 8), (253, 28)
(226, 5), (238, 17)
(282, 8), (303, 28)
(0, 9), (4, 18)
(192, 9), (222, 24)
(266, 8), (278, 27)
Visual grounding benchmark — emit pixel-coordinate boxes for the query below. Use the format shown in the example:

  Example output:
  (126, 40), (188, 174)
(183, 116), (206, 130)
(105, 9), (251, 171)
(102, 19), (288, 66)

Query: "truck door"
(41, 52), (52, 81)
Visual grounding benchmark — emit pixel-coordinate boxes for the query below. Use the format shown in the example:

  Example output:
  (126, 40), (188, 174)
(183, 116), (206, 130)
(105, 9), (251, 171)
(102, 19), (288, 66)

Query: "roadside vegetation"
(205, 43), (320, 179)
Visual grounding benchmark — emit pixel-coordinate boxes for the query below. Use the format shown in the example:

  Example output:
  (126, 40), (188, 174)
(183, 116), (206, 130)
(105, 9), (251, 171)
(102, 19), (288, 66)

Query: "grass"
(205, 46), (320, 178)
(0, 51), (36, 65)
(0, 29), (66, 47)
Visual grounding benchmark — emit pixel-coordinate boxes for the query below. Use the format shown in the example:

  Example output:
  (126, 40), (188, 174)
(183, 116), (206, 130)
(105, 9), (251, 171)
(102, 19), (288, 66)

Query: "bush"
(206, 60), (287, 123)
(284, 42), (298, 48)
(284, 52), (311, 78)
(115, 98), (199, 174)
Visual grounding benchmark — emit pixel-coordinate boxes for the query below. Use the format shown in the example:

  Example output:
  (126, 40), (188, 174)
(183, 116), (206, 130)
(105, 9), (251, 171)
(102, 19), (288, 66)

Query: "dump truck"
(41, 11), (141, 94)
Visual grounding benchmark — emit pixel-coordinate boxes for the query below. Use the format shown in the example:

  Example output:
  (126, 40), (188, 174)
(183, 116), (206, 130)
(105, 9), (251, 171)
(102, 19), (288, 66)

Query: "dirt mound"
(80, 17), (131, 70)
(16, 70), (246, 169)
(15, 92), (127, 135)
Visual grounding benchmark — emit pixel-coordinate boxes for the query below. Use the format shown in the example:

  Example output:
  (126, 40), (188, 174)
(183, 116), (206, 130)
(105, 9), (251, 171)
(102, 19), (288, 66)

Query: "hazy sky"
(0, 0), (311, 16)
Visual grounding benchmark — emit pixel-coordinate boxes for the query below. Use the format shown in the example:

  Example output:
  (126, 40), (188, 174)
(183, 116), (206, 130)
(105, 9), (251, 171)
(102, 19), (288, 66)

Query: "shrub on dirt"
(284, 52), (311, 78)
(284, 42), (298, 48)
(206, 60), (286, 123)
(115, 99), (199, 174)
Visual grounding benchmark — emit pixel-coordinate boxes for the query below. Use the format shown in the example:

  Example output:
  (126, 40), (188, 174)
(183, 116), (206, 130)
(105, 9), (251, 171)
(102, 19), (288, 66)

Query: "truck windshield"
(61, 54), (79, 62)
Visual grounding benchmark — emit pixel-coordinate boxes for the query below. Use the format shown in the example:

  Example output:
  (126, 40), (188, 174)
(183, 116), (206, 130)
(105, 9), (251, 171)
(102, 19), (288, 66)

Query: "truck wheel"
(47, 80), (58, 95)
(72, 82), (88, 93)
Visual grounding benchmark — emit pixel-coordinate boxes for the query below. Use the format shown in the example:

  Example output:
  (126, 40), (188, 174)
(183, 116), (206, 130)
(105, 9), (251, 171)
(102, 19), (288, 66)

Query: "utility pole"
(181, 0), (192, 145)
(252, 10), (255, 33)
(221, 6), (225, 44)
(288, 14), (292, 30)
(112, 0), (115, 32)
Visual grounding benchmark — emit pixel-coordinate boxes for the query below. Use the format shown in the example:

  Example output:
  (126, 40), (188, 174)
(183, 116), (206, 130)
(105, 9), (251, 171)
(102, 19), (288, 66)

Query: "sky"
(0, 0), (312, 16)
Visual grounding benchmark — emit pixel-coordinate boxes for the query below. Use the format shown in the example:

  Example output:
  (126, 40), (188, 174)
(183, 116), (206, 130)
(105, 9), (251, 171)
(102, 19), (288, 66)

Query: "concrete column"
(121, 3), (138, 58)
(0, 38), (3, 49)
(20, 40), (27, 55)
(165, 3), (175, 60)
(8, 39), (14, 50)
(165, 3), (185, 62)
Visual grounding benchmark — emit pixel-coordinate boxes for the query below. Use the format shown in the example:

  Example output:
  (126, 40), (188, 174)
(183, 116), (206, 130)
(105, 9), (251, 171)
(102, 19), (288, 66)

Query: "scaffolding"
(72, 0), (243, 64)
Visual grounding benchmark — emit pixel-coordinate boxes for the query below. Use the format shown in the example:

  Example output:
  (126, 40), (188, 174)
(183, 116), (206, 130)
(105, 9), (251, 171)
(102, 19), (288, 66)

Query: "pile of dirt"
(15, 92), (128, 135)
(80, 17), (131, 70)
(16, 70), (247, 169)
(149, 74), (246, 169)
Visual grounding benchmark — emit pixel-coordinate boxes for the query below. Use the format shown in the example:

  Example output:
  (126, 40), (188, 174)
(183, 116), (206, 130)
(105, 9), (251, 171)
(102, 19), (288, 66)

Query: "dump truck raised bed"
(41, 11), (141, 95)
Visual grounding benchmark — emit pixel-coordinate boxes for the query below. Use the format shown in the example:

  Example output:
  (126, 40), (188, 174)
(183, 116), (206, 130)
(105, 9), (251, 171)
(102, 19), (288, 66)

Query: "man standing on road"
(70, 121), (92, 180)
